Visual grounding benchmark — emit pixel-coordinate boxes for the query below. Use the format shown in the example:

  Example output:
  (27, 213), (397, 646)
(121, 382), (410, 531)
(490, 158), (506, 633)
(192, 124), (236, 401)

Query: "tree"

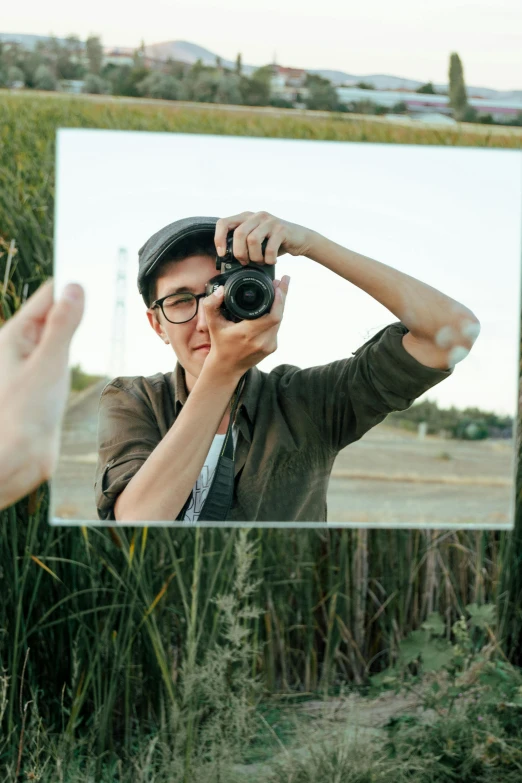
(240, 65), (272, 106)
(304, 74), (339, 111)
(165, 58), (187, 80)
(235, 53), (242, 76)
(34, 64), (57, 91)
(85, 35), (103, 75)
(448, 52), (468, 120)
(82, 73), (109, 94)
(417, 82), (435, 94)
(356, 81), (374, 90)
(215, 73), (243, 105)
(136, 71), (182, 100)
(106, 64), (149, 97)
(6, 65), (24, 87)
(133, 40), (146, 69)
(56, 35), (85, 79)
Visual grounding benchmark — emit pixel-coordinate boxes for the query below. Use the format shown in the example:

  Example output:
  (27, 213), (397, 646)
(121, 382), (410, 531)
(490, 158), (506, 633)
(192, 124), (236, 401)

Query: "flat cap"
(138, 216), (219, 304)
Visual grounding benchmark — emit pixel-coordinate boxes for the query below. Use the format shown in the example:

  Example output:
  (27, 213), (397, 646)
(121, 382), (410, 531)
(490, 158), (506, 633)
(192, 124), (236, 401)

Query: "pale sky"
(54, 130), (521, 418)
(4, 0), (522, 91)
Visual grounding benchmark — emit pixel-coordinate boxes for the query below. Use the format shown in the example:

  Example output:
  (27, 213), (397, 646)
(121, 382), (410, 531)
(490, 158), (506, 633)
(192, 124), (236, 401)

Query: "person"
(0, 279), (85, 512)
(94, 210), (480, 524)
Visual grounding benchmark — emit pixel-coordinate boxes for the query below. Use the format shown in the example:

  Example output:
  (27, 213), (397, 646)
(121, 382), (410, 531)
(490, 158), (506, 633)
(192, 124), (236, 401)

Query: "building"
(103, 48), (136, 68)
(270, 65), (309, 102)
(336, 86), (522, 121)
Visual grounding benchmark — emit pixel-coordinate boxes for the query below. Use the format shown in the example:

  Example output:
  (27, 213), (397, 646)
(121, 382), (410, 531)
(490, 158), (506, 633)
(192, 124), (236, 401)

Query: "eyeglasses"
(151, 292), (207, 324)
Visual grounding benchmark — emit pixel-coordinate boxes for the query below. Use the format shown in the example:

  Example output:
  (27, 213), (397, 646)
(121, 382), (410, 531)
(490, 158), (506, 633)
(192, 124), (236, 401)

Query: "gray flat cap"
(138, 216), (219, 304)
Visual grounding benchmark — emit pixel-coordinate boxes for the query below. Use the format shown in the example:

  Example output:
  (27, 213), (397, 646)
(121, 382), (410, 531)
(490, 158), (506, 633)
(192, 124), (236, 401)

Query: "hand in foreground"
(0, 279), (84, 511)
(202, 275), (290, 378)
(214, 210), (315, 265)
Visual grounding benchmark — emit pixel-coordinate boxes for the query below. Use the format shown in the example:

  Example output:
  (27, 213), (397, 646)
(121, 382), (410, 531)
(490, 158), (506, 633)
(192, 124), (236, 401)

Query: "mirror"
(51, 129), (521, 527)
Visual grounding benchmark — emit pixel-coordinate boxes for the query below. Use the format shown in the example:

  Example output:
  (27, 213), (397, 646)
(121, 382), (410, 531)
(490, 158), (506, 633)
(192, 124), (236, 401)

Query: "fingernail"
(214, 285), (224, 298)
(217, 247), (224, 257)
(62, 283), (83, 301)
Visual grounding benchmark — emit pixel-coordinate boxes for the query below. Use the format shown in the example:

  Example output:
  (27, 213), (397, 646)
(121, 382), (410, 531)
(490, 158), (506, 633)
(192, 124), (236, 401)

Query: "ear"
(146, 308), (170, 344)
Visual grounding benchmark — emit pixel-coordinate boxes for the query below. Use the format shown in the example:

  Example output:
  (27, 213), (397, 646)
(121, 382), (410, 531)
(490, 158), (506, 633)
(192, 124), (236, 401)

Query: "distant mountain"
(0, 32), (83, 49)
(144, 40), (258, 74)
(2, 34), (519, 98)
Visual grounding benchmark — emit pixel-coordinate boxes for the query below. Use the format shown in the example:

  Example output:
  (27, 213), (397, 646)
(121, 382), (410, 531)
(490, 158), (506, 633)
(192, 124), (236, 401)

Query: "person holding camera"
(94, 210), (480, 524)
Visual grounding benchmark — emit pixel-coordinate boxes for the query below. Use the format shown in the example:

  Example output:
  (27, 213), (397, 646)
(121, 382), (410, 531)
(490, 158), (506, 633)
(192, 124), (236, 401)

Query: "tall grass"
(0, 92), (519, 770)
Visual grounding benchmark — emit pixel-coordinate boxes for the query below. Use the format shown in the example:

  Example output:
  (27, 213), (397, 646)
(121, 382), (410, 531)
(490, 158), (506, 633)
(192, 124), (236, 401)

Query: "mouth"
(194, 344), (211, 352)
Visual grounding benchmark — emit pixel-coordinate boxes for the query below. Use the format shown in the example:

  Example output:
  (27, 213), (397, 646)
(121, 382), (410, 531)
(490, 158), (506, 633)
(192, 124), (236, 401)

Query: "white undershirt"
(183, 426), (239, 523)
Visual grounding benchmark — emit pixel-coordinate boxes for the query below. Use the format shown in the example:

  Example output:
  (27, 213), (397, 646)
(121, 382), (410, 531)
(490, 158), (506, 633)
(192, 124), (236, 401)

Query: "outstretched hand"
(0, 279), (85, 511)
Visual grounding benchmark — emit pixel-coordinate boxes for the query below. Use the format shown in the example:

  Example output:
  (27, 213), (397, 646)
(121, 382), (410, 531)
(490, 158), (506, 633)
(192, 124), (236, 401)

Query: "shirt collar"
(172, 362), (263, 442)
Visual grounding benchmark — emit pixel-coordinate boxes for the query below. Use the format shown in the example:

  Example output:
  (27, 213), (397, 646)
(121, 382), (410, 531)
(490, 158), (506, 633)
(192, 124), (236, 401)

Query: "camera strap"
(177, 374), (246, 523)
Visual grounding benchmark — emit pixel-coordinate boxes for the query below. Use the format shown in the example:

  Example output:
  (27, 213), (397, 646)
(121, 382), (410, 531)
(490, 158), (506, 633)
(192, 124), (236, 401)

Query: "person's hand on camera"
(203, 275), (290, 378)
(0, 279), (85, 511)
(214, 210), (315, 265)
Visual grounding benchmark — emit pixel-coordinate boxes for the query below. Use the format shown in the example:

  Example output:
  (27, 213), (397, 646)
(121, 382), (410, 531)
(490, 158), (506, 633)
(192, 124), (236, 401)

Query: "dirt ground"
(51, 381), (514, 527)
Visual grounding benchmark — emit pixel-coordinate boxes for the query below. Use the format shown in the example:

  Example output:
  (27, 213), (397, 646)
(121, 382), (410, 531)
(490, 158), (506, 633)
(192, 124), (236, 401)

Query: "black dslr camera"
(204, 230), (275, 322)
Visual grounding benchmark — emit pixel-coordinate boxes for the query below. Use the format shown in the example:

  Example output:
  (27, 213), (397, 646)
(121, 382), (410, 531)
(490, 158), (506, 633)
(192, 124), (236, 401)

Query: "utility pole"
(108, 247), (128, 379)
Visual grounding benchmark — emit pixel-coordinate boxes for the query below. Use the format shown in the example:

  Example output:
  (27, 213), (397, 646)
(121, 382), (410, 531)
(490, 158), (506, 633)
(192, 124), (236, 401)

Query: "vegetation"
(387, 399), (513, 440)
(1, 38), (521, 127)
(448, 51), (476, 122)
(416, 81), (436, 94)
(70, 365), (106, 392)
(0, 90), (520, 777)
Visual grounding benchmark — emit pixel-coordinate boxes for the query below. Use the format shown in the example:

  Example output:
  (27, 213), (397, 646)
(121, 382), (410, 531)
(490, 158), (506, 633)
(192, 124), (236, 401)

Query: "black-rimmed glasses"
(151, 292), (207, 324)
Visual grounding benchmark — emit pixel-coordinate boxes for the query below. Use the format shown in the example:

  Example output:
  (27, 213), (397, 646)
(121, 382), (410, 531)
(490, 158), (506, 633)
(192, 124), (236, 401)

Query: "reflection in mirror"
(51, 130), (521, 528)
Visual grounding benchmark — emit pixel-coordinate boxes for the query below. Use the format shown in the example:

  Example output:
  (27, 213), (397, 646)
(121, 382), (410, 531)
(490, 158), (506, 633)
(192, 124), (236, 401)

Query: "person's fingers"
(202, 285), (227, 332)
(214, 211), (254, 257)
(0, 279), (54, 355)
(262, 228), (284, 265)
(255, 275), (290, 335)
(1, 279), (65, 364)
(11, 278), (54, 322)
(232, 213), (265, 265)
(30, 283), (85, 372)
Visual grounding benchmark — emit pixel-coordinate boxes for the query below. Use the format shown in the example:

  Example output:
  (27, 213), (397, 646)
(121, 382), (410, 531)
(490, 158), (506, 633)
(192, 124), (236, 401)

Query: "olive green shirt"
(94, 322), (453, 522)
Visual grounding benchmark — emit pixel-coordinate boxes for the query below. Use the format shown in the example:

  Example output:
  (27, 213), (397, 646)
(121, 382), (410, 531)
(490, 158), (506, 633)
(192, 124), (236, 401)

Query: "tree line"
(1, 37), (520, 125)
(386, 398), (513, 440)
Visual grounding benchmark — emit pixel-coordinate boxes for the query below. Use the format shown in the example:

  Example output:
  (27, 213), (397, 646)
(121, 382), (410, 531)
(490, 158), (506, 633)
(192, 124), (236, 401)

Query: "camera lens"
(235, 283), (264, 311)
(223, 267), (275, 321)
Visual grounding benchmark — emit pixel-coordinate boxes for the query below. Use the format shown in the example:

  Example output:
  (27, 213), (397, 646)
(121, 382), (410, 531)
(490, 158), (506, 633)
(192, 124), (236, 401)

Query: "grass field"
(0, 91), (521, 780)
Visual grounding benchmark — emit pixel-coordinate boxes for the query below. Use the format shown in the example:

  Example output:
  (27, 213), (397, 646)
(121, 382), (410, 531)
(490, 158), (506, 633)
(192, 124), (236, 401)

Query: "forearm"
(113, 361), (242, 523)
(306, 232), (479, 342)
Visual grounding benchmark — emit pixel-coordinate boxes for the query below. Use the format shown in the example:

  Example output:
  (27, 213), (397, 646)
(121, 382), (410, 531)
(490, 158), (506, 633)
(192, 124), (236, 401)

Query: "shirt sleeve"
(94, 380), (161, 521)
(276, 321), (454, 454)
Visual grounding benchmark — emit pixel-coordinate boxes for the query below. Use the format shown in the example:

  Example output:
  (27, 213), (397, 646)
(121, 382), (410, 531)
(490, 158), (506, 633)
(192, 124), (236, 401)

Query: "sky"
(3, 0), (522, 91)
(54, 130), (522, 418)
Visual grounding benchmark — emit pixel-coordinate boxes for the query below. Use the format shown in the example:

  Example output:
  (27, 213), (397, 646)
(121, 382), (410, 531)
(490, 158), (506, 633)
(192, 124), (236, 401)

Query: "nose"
(195, 296), (209, 331)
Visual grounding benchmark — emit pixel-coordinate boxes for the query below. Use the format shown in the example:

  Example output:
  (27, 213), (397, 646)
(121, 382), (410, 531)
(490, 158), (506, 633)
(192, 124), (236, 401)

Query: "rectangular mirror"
(51, 129), (521, 528)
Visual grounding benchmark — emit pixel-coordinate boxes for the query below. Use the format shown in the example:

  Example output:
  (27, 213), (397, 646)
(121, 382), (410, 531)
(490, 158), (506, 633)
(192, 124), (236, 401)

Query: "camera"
(204, 230), (275, 322)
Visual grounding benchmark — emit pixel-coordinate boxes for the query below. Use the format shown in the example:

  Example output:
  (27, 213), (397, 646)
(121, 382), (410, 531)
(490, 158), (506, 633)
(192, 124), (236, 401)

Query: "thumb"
(202, 285), (226, 329)
(31, 283), (85, 371)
